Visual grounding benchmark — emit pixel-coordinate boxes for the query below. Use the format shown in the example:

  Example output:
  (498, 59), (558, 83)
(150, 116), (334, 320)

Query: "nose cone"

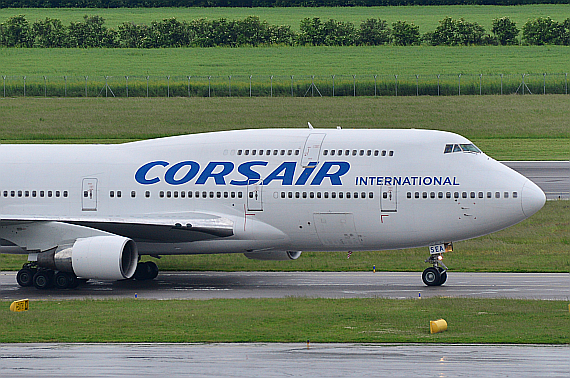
(521, 180), (546, 218)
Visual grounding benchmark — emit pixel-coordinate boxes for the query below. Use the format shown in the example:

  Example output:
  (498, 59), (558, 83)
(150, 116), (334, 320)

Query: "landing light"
(437, 255), (443, 261)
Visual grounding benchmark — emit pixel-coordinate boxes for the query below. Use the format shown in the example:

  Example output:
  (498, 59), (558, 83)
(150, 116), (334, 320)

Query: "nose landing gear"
(422, 243), (452, 286)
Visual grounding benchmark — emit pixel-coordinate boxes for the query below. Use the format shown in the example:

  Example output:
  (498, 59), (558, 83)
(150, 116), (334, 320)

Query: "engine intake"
(37, 236), (138, 280)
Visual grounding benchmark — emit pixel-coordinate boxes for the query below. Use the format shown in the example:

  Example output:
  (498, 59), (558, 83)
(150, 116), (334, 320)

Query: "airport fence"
(1, 73), (569, 98)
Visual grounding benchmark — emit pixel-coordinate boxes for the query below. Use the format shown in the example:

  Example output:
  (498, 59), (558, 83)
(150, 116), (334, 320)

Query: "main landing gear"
(422, 243), (452, 286)
(16, 263), (81, 290)
(15, 260), (160, 290)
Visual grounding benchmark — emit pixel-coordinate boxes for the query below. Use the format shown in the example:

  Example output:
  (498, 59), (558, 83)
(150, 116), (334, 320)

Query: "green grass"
(1, 298), (568, 343)
(1, 46), (570, 77)
(2, 5), (570, 31)
(2, 198), (568, 273)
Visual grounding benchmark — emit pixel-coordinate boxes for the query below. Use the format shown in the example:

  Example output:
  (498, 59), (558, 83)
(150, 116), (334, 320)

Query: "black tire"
(33, 271), (53, 290)
(437, 268), (448, 286)
(54, 272), (71, 289)
(422, 267), (441, 286)
(17, 268), (35, 287)
(134, 262), (151, 281)
(147, 261), (159, 280)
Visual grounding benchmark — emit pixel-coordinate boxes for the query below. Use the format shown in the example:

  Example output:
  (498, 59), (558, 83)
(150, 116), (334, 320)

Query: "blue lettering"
(230, 161), (268, 186)
(295, 162), (318, 185)
(385, 177), (392, 185)
(402, 177), (411, 185)
(376, 177), (383, 185)
(434, 177), (442, 185)
(135, 161), (169, 185)
(411, 177), (418, 185)
(164, 161), (200, 185)
(359, 177), (368, 185)
(393, 177), (401, 185)
(263, 162), (296, 186)
(423, 177), (432, 185)
(453, 177), (460, 186)
(443, 177), (452, 185)
(195, 162), (234, 185)
(310, 162), (350, 186)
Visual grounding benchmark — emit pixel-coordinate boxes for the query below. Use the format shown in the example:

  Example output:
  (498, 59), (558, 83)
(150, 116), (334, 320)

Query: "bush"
(492, 17), (519, 45)
(391, 20), (420, 46)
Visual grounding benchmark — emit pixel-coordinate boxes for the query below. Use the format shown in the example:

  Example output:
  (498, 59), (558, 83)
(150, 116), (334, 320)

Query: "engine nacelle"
(37, 236), (138, 280)
(244, 250), (302, 261)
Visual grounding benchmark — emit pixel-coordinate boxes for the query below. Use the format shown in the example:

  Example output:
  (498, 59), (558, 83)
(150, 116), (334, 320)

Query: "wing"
(0, 213), (234, 244)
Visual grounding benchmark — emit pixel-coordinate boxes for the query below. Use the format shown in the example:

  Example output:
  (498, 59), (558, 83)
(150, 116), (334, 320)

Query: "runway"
(1, 343), (568, 378)
(2, 271), (568, 301)
(503, 160), (569, 200)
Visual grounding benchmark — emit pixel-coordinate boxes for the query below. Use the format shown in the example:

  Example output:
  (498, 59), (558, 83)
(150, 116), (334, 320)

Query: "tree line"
(1, 0), (569, 7)
(1, 14), (570, 47)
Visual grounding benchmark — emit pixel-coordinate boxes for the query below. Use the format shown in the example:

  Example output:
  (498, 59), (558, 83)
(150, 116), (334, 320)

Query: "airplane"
(0, 127), (546, 290)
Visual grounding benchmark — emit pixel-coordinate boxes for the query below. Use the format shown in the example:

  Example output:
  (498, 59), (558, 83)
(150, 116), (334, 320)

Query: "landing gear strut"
(422, 243), (452, 286)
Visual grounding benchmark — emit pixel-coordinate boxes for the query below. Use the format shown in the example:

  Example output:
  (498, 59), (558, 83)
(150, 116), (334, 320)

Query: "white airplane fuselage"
(0, 129), (546, 286)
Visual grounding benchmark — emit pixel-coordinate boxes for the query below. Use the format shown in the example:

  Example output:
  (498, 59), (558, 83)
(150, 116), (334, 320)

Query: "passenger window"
(368, 192), (374, 199)
(25, 191), (30, 197)
(245, 150), (249, 155)
(446, 192), (451, 198)
(287, 150), (292, 155)
(295, 150), (300, 155)
(470, 192), (475, 199)
(504, 192), (509, 199)
(339, 192), (344, 199)
(310, 192), (315, 199)
(63, 191), (68, 198)
(237, 150), (242, 155)
(173, 191), (178, 198)
(478, 192), (483, 198)
(382, 150), (387, 156)
(374, 150), (379, 156)
(217, 192), (221, 198)
(273, 150), (278, 155)
(438, 192), (443, 199)
(389, 151), (394, 156)
(331, 192), (336, 199)
(495, 192), (500, 198)
(367, 150), (371, 156)
(330, 150), (335, 156)
(110, 191), (115, 198)
(3, 191), (7, 197)
(323, 150), (328, 156)
(487, 192), (492, 198)
(131, 191), (136, 198)
(223, 192), (228, 198)
(145, 191), (151, 198)
(18, 191), (22, 197)
(295, 192), (300, 198)
(317, 192), (322, 199)
(32, 191), (37, 197)
(251, 150), (256, 155)
(345, 150), (350, 156)
(47, 191), (52, 198)
(359, 150), (364, 156)
(181, 191), (186, 198)
(288, 192), (292, 198)
(159, 191), (164, 198)
(415, 192), (420, 199)
(280, 150), (285, 155)
(202, 191), (207, 198)
(454, 192), (459, 199)
(462, 192), (467, 198)
(209, 192), (214, 198)
(513, 192), (518, 198)
(281, 192), (285, 199)
(352, 150), (357, 156)
(238, 192), (243, 198)
(167, 191), (171, 198)
(302, 192), (307, 198)
(324, 192), (329, 198)
(422, 192), (427, 199)
(39, 191), (44, 197)
(430, 192), (435, 199)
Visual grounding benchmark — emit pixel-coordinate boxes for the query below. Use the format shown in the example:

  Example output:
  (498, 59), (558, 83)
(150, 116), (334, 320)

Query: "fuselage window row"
(406, 191), (518, 199)
(4, 190), (68, 198)
(235, 149), (300, 156)
(322, 149), (394, 157)
(278, 191), (374, 199)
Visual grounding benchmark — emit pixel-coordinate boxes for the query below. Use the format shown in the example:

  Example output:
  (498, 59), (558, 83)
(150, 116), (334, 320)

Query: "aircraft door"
(82, 178), (98, 211)
(381, 185), (397, 212)
(247, 179), (263, 211)
(302, 133), (326, 167)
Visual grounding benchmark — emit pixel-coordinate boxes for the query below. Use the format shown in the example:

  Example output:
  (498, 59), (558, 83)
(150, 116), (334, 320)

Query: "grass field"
(1, 46), (570, 77)
(1, 298), (568, 343)
(2, 5), (570, 32)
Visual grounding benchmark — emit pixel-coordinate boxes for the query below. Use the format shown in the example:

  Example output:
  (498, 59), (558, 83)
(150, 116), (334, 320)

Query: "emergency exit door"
(82, 178), (98, 211)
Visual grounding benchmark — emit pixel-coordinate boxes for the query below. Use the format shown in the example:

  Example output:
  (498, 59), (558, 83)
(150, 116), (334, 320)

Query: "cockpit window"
(460, 144), (481, 153)
(444, 143), (481, 154)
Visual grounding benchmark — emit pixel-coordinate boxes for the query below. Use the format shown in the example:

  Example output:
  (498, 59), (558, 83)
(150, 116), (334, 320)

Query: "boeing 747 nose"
(521, 179), (547, 218)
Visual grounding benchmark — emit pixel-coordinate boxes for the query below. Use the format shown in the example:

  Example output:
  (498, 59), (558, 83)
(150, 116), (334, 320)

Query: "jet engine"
(243, 250), (301, 261)
(36, 235), (138, 280)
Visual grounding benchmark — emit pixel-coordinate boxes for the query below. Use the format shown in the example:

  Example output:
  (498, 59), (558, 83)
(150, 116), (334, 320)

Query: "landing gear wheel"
(437, 267), (447, 286)
(147, 261), (159, 280)
(134, 261), (159, 281)
(422, 267), (441, 286)
(54, 272), (77, 289)
(33, 270), (53, 290)
(17, 268), (36, 287)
